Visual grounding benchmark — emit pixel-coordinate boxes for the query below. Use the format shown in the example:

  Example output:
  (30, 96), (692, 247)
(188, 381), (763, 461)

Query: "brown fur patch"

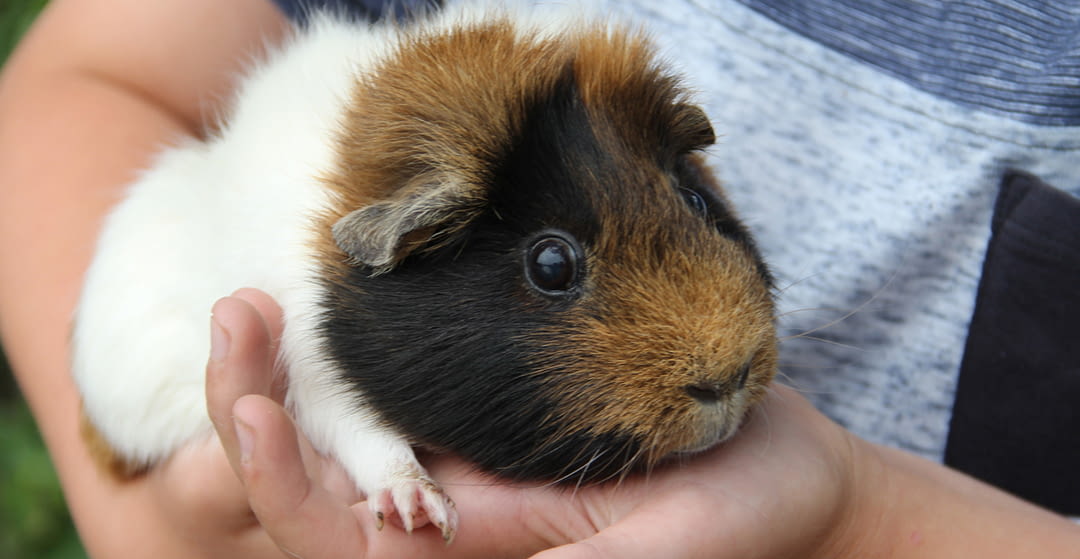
(80, 407), (148, 480)
(318, 17), (567, 273)
(537, 236), (777, 464)
(316, 18), (702, 273)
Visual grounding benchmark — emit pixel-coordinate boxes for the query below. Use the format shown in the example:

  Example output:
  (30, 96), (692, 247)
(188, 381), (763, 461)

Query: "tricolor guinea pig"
(72, 1), (777, 542)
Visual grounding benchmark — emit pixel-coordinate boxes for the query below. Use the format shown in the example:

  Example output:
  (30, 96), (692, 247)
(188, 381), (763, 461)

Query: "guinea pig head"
(317, 19), (777, 484)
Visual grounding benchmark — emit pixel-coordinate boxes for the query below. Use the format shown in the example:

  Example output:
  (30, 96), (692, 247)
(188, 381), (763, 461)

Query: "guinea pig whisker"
(764, 382), (786, 404)
(777, 305), (870, 341)
(752, 387), (777, 459)
(452, 240), (468, 262)
(772, 272), (825, 297)
(542, 447), (609, 490)
(773, 371), (846, 396)
(571, 449), (606, 497)
(564, 450), (601, 489)
(488, 432), (575, 478)
(774, 305), (861, 320)
(779, 333), (865, 353)
(561, 438), (644, 491)
(612, 442), (643, 485)
(494, 434), (612, 490)
(779, 315), (857, 341)
(606, 436), (656, 490)
(775, 273), (897, 344)
(621, 443), (651, 488)
(775, 361), (843, 370)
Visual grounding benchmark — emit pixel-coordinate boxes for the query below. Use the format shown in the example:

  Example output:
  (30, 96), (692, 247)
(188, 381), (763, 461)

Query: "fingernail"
(234, 416), (254, 465)
(210, 315), (230, 362)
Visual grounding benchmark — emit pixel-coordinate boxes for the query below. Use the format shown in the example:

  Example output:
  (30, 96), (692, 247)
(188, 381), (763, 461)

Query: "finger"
(229, 288), (285, 397)
(530, 527), (677, 559)
(527, 519), (648, 559)
(235, 395), (534, 559)
(228, 288), (289, 403)
(229, 287), (284, 343)
(209, 290), (357, 501)
(233, 394), (374, 559)
(527, 494), (737, 559)
(206, 294), (278, 474)
(372, 455), (592, 558)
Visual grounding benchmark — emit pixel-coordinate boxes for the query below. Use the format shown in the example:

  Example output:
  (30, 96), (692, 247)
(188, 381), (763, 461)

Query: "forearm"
(837, 440), (1080, 558)
(0, 55), (207, 559)
(0, 1), (287, 556)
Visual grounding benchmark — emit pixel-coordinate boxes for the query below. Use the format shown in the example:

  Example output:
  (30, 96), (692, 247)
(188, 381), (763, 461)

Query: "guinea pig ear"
(331, 180), (486, 273)
(673, 103), (716, 151)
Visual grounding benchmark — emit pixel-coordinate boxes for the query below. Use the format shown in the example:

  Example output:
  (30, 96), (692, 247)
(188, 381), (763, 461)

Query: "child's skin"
(1, 1), (1078, 557)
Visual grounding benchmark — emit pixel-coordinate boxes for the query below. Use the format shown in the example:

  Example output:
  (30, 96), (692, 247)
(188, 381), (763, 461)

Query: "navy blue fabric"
(737, 0), (1080, 126)
(945, 171), (1080, 515)
(271, 0), (439, 23)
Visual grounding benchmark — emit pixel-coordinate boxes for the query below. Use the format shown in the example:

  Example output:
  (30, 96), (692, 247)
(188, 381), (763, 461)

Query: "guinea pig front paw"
(369, 464), (458, 544)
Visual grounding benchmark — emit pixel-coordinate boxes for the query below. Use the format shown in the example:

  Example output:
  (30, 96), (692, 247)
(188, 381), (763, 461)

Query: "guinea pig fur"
(71, 1), (777, 542)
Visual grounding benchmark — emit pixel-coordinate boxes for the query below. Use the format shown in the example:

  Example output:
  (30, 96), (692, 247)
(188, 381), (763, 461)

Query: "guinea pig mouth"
(676, 398), (746, 455)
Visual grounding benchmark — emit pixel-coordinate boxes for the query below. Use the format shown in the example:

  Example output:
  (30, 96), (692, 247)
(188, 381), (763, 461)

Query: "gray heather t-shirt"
(603, 0), (1080, 464)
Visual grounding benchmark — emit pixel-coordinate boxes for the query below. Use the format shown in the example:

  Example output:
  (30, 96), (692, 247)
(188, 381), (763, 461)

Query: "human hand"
(203, 288), (562, 558)
(521, 381), (862, 559)
(116, 289), (357, 558)
(205, 288), (868, 559)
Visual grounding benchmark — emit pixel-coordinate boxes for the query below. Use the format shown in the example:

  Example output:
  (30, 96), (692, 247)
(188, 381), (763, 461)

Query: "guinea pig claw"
(368, 471), (458, 543)
(414, 476), (459, 544)
(419, 481), (458, 545)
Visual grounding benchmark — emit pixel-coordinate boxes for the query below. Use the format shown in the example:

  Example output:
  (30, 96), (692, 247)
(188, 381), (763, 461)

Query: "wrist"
(809, 432), (893, 559)
(817, 439), (1080, 559)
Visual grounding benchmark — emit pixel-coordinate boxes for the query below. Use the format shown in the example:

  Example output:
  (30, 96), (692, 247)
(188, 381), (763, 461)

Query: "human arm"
(0, 1), (292, 556)
(210, 289), (1080, 559)
(4, 0), (1078, 555)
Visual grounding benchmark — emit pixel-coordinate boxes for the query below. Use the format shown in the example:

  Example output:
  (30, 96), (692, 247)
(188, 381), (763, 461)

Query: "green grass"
(2, 1), (88, 558)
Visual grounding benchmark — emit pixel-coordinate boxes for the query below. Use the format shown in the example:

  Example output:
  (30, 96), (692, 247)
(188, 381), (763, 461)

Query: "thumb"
(528, 494), (738, 559)
(233, 394), (374, 559)
(529, 527), (652, 559)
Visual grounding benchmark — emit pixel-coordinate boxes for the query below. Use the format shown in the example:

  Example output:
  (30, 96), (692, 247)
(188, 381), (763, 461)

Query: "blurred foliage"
(2, 1), (88, 558)
(0, 376), (86, 559)
(1, 0), (48, 64)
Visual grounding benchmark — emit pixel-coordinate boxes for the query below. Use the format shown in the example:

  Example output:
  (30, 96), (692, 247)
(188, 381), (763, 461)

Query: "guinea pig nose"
(684, 381), (725, 403)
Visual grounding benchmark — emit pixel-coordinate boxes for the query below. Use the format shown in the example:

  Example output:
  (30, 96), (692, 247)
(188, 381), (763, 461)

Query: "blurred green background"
(2, 1), (89, 558)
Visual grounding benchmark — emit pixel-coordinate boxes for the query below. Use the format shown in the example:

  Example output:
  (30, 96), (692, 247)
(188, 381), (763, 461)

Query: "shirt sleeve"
(945, 170), (1080, 516)
(269, 0), (440, 24)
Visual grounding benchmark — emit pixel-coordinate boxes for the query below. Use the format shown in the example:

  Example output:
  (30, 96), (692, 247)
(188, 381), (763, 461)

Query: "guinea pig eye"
(525, 234), (580, 295)
(680, 187), (709, 216)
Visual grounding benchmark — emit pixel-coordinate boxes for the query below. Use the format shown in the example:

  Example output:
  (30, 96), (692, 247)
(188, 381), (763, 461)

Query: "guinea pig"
(71, 1), (777, 543)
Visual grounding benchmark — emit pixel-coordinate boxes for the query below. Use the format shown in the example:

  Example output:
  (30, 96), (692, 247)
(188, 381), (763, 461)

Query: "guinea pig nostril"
(736, 363), (752, 390)
(684, 381), (725, 403)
